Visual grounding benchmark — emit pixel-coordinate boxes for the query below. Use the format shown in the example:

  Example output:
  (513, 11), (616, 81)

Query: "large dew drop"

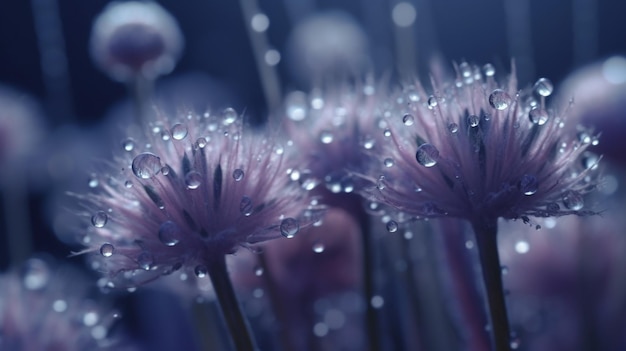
(185, 171), (202, 189)
(158, 221), (181, 246)
(91, 211), (108, 228)
(415, 143), (439, 167)
(222, 107), (238, 125)
(489, 89), (512, 110)
(171, 124), (188, 140)
(100, 243), (115, 257)
(132, 153), (162, 179)
(533, 78), (553, 97)
(280, 218), (299, 238)
(386, 220), (398, 233)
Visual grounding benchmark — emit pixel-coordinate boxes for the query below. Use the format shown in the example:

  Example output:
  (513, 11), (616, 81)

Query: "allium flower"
(73, 108), (322, 287)
(360, 62), (599, 351)
(0, 258), (135, 350)
(90, 1), (184, 82)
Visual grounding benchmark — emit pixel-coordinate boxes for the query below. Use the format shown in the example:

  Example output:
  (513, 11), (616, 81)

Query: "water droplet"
(137, 252), (153, 271)
(122, 138), (135, 151)
(240, 196), (254, 216)
(386, 220), (398, 233)
(376, 175), (386, 191)
(100, 243), (114, 257)
(132, 153), (162, 179)
(563, 190), (584, 210)
(195, 265), (208, 278)
(22, 258), (50, 290)
(158, 221), (181, 246)
(91, 211), (108, 228)
(312, 241), (325, 253)
(124, 180), (133, 188)
(286, 91), (308, 121)
(518, 174), (538, 195)
(383, 129), (392, 137)
(171, 124), (188, 140)
(529, 107), (549, 125)
(402, 113), (414, 126)
(533, 78), (553, 97)
(483, 63), (495, 77)
(384, 158), (394, 167)
(196, 137), (207, 148)
(489, 89), (512, 110)
(254, 266), (264, 276)
(160, 129), (171, 141)
(185, 171), (202, 189)
(416, 143), (439, 167)
(363, 138), (375, 150)
(161, 165), (170, 176)
(233, 169), (244, 181)
(320, 131), (334, 144)
(222, 108), (238, 125)
(468, 114), (480, 127)
(427, 95), (438, 108)
(448, 123), (459, 133)
(280, 218), (299, 238)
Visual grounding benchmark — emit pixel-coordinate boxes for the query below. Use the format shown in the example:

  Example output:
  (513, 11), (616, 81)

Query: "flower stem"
(472, 219), (511, 351)
(207, 254), (258, 351)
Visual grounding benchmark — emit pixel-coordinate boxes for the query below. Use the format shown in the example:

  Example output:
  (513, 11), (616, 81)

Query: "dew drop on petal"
(448, 123), (459, 133)
(132, 153), (162, 179)
(158, 221), (181, 246)
(88, 176), (99, 188)
(402, 113), (414, 126)
(386, 220), (398, 233)
(518, 174), (538, 195)
(383, 129), (392, 137)
(280, 218), (299, 238)
(171, 124), (188, 140)
(416, 143), (439, 167)
(100, 243), (114, 257)
(185, 171), (202, 189)
(122, 138), (135, 151)
(312, 241), (325, 253)
(240, 196), (253, 216)
(529, 107), (549, 125)
(194, 265), (208, 278)
(563, 190), (584, 210)
(489, 89), (512, 110)
(91, 211), (108, 228)
(196, 137), (207, 148)
(137, 252), (154, 271)
(483, 63), (495, 77)
(222, 108), (238, 125)
(427, 95), (438, 108)
(468, 114), (480, 127)
(320, 131), (334, 144)
(533, 78), (553, 97)
(384, 158), (394, 167)
(233, 168), (244, 181)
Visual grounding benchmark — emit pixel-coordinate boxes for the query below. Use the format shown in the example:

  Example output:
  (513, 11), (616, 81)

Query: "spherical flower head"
(90, 1), (184, 82)
(0, 258), (135, 350)
(73, 107), (323, 288)
(282, 81), (388, 194)
(363, 62), (598, 225)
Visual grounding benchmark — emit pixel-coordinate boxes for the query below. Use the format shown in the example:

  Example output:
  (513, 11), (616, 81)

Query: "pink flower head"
(362, 62), (598, 225)
(72, 107), (323, 288)
(0, 258), (135, 350)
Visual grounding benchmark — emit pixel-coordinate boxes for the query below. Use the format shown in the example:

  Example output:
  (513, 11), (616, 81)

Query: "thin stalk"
(129, 74), (153, 125)
(472, 218), (511, 351)
(207, 254), (258, 351)
(359, 215), (381, 351)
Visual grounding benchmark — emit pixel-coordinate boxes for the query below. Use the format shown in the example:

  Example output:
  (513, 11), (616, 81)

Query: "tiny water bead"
(254, 265), (264, 276)
(100, 243), (115, 257)
(563, 190), (584, 210)
(427, 95), (438, 108)
(402, 113), (414, 126)
(489, 89), (512, 110)
(158, 220), (181, 246)
(132, 153), (162, 179)
(280, 217), (299, 238)
(384, 158), (395, 167)
(88, 176), (99, 188)
(222, 107), (238, 125)
(529, 107), (549, 125)
(233, 168), (244, 181)
(467, 114), (480, 127)
(448, 122), (459, 133)
(240, 196), (253, 216)
(386, 220), (398, 233)
(196, 137), (207, 148)
(137, 252), (154, 270)
(518, 174), (538, 195)
(122, 138), (135, 151)
(170, 123), (188, 140)
(415, 143), (439, 167)
(312, 241), (325, 253)
(185, 171), (202, 189)
(533, 77), (553, 97)
(320, 130), (334, 144)
(194, 265), (208, 278)
(483, 63), (495, 77)
(91, 211), (108, 228)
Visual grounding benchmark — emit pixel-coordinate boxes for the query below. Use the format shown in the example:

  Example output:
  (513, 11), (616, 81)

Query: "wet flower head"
(90, 1), (184, 82)
(0, 258), (134, 350)
(365, 62), (599, 224)
(75, 108), (323, 288)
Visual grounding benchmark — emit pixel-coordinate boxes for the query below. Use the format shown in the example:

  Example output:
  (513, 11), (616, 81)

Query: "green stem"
(472, 219), (511, 351)
(207, 254), (257, 351)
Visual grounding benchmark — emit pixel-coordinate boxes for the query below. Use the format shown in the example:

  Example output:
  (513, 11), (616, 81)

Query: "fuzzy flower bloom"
(90, 1), (184, 82)
(364, 62), (598, 225)
(71, 108), (323, 288)
(0, 258), (135, 350)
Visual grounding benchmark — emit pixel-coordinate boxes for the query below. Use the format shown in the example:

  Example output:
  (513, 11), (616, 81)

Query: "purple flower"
(363, 62), (598, 224)
(72, 108), (323, 288)
(0, 258), (135, 351)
